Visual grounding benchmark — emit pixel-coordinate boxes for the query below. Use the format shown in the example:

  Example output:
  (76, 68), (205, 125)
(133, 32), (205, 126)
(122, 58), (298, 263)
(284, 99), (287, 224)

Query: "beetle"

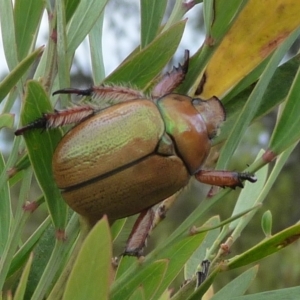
(15, 51), (256, 255)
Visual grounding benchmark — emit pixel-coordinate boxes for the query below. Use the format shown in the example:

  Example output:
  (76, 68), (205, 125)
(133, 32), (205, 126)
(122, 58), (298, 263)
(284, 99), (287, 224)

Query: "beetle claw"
(15, 117), (47, 136)
(238, 172), (257, 183)
(52, 87), (94, 96)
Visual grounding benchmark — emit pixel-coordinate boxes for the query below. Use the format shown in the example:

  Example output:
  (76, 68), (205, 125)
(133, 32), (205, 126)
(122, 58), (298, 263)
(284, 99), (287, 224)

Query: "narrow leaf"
(63, 217), (112, 300)
(14, 0), (44, 59)
(112, 231), (207, 300)
(128, 286), (145, 300)
(211, 266), (258, 300)
(65, 0), (80, 24)
(67, 0), (108, 55)
(215, 53), (300, 145)
(13, 254), (33, 300)
(89, 11), (105, 84)
(269, 64), (300, 155)
(0, 153), (11, 255)
(105, 20), (186, 88)
(140, 0), (167, 47)
(113, 260), (169, 300)
(206, 0), (248, 40)
(230, 153), (268, 230)
(231, 286), (300, 300)
(0, 0), (18, 69)
(185, 216), (220, 280)
(56, 0), (71, 94)
(0, 47), (43, 103)
(19, 81), (67, 229)
(0, 114), (14, 129)
(7, 215), (50, 278)
(261, 210), (272, 237)
(228, 223), (300, 269)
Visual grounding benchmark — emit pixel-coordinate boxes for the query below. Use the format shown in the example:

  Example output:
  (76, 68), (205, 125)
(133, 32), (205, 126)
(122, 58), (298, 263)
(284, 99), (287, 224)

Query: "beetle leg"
(196, 259), (211, 288)
(124, 193), (180, 256)
(151, 50), (189, 98)
(123, 208), (155, 256)
(53, 85), (145, 105)
(152, 193), (179, 229)
(195, 170), (257, 188)
(15, 105), (95, 135)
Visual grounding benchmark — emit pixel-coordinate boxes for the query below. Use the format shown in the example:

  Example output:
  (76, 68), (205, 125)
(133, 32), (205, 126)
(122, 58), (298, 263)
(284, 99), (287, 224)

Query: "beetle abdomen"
(61, 154), (189, 224)
(53, 100), (165, 189)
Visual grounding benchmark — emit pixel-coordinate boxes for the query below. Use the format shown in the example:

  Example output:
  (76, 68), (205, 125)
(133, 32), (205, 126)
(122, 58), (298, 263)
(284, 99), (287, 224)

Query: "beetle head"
(192, 96), (226, 139)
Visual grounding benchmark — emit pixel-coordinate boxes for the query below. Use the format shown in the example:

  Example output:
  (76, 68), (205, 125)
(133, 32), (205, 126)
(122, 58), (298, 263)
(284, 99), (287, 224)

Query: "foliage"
(1, 0), (300, 299)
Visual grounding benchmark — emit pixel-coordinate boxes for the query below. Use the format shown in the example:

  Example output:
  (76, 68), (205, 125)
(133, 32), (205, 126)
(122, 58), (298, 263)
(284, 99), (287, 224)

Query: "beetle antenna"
(53, 87), (93, 96)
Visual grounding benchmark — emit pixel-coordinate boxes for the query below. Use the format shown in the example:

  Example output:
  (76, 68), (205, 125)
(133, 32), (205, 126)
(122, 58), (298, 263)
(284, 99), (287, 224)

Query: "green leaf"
(117, 260), (169, 300)
(111, 218), (127, 242)
(20, 80), (67, 229)
(105, 20), (186, 88)
(0, 47), (43, 103)
(0, 0), (18, 69)
(140, 0), (167, 47)
(261, 210), (272, 237)
(11, 154), (30, 175)
(89, 11), (105, 84)
(14, 0), (44, 60)
(163, 0), (192, 30)
(0, 152), (11, 255)
(65, 0), (80, 24)
(184, 216), (220, 279)
(63, 217), (112, 300)
(13, 253), (33, 300)
(67, 0), (108, 55)
(0, 113), (14, 129)
(228, 223), (300, 269)
(128, 286), (146, 300)
(211, 266), (258, 300)
(215, 53), (300, 145)
(56, 0), (70, 95)
(25, 221), (56, 298)
(269, 63), (300, 155)
(114, 256), (137, 282)
(157, 289), (172, 300)
(229, 152), (268, 230)
(30, 214), (80, 300)
(231, 286), (300, 300)
(205, 0), (248, 40)
(8, 215), (50, 278)
(112, 231), (207, 300)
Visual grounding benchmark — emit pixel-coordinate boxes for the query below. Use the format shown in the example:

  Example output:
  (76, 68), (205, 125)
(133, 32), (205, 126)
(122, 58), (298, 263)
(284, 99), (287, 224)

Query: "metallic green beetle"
(16, 51), (256, 255)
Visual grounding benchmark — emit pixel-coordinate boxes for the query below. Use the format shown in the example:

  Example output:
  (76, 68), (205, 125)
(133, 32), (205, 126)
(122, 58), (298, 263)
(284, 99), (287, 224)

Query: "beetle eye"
(192, 98), (204, 106)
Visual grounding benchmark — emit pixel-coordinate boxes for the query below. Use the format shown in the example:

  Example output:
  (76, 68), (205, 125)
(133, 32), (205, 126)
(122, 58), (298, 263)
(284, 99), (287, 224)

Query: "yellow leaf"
(199, 0), (300, 98)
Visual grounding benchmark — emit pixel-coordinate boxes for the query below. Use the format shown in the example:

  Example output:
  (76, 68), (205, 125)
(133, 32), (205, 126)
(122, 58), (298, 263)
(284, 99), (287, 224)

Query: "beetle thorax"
(156, 94), (216, 175)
